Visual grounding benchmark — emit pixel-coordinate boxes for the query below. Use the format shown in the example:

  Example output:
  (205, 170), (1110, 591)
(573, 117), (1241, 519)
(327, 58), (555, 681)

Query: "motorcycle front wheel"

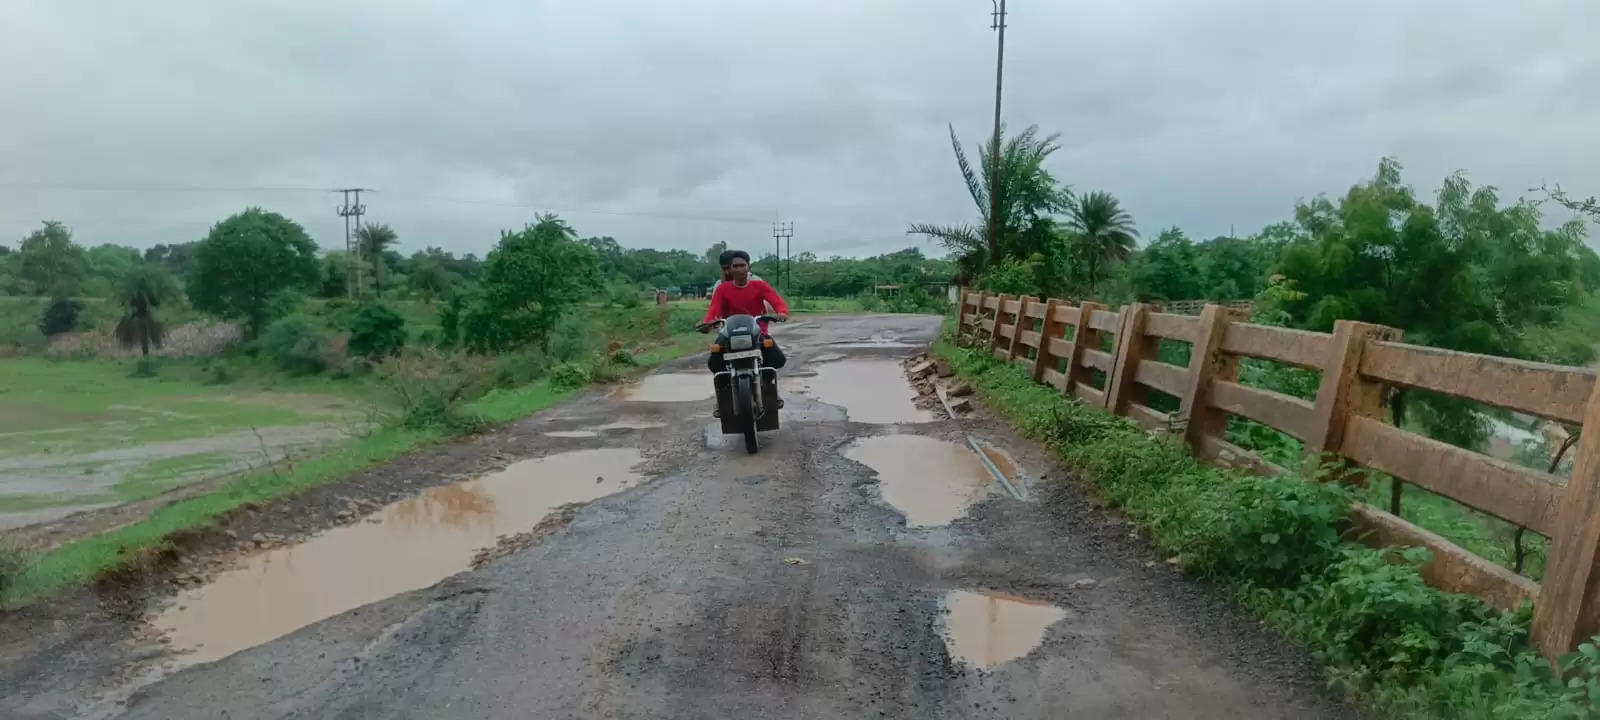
(733, 374), (759, 454)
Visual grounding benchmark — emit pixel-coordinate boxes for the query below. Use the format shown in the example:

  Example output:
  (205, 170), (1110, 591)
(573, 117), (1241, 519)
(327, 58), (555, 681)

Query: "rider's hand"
(775, 313), (789, 322)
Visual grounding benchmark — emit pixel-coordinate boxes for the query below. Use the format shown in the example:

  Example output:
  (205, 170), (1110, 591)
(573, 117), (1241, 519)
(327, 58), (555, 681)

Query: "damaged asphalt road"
(65, 314), (1355, 719)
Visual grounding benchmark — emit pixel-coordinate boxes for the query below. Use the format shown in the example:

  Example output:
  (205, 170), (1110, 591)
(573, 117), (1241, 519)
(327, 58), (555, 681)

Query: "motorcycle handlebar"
(693, 315), (787, 332)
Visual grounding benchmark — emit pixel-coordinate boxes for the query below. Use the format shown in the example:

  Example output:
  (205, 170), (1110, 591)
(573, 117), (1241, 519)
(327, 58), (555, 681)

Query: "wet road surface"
(101, 314), (1354, 719)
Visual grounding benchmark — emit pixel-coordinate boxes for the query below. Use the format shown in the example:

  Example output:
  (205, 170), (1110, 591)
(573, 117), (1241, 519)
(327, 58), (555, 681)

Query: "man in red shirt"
(703, 250), (788, 373)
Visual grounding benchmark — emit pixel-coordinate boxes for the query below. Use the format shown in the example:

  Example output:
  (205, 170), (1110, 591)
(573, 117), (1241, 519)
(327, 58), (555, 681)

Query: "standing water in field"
(150, 448), (646, 667)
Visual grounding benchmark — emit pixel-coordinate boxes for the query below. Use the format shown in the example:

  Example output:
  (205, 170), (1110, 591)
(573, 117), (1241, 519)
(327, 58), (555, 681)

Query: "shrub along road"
(8, 314), (1352, 719)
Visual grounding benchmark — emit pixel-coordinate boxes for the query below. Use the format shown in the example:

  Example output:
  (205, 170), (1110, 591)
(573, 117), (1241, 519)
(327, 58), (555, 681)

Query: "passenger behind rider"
(710, 263), (772, 314)
(701, 250), (788, 373)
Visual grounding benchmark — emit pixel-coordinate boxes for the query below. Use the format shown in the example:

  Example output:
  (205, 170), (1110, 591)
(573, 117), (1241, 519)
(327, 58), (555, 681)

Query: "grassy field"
(0, 358), (380, 524)
(0, 311), (709, 607)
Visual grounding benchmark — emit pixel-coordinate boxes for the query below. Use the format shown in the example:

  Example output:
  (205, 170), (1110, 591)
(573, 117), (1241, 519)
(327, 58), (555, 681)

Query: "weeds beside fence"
(937, 334), (1597, 719)
(959, 289), (1600, 660)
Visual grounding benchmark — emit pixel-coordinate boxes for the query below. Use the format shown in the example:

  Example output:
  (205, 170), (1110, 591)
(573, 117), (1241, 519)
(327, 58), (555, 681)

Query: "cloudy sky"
(2, 0), (1597, 259)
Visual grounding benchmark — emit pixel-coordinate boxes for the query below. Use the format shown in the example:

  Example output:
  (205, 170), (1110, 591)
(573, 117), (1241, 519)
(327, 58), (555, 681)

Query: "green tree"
(461, 213), (600, 352)
(1065, 191), (1138, 295)
(114, 264), (179, 357)
(85, 245), (142, 297)
(187, 208), (320, 338)
(17, 221), (88, 297)
(1275, 158), (1587, 447)
(1131, 227), (1202, 301)
(1196, 235), (1272, 300)
(908, 124), (1071, 285)
(317, 252), (351, 298)
(356, 223), (399, 298)
(406, 255), (458, 304)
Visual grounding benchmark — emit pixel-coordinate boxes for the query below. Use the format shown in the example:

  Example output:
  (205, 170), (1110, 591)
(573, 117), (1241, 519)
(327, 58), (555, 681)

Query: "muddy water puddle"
(844, 435), (991, 526)
(942, 590), (1068, 669)
(544, 430), (599, 438)
(150, 448), (645, 667)
(790, 360), (933, 424)
(614, 373), (714, 403)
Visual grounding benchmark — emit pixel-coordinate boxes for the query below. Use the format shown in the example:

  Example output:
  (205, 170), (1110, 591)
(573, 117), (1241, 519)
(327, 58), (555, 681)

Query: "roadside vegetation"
(0, 202), (955, 605)
(936, 333), (1599, 719)
(917, 120), (1600, 601)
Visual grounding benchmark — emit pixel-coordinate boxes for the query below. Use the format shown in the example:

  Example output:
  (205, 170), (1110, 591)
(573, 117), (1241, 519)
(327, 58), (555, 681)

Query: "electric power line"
(772, 221), (793, 290)
(0, 180), (778, 227)
(336, 188), (368, 298)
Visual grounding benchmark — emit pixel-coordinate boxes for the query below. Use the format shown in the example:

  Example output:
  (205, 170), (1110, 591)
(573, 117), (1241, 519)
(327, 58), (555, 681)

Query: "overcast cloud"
(2, 0), (1598, 259)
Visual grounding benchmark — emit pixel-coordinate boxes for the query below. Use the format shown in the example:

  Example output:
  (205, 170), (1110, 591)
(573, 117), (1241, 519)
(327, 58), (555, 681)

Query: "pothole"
(843, 435), (991, 526)
(613, 373), (714, 403)
(789, 360), (934, 424)
(148, 448), (646, 667)
(941, 590), (1068, 670)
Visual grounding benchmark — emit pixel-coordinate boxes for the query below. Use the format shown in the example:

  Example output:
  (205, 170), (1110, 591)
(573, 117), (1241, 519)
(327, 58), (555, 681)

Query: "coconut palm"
(908, 124), (1071, 283)
(115, 264), (178, 357)
(356, 223), (399, 297)
(1065, 191), (1139, 294)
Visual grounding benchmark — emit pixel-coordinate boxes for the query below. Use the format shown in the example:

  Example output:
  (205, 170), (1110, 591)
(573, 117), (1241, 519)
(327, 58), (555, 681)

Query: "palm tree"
(115, 264), (178, 357)
(908, 124), (1070, 282)
(1065, 191), (1138, 295)
(356, 223), (399, 298)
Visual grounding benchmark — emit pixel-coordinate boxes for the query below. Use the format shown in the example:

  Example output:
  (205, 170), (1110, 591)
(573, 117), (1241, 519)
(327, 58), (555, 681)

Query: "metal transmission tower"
(987, 0), (1007, 262)
(771, 221), (793, 290)
(336, 189), (368, 297)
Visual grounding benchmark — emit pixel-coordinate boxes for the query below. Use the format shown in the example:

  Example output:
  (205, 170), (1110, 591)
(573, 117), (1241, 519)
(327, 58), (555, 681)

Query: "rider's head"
(721, 250), (752, 283)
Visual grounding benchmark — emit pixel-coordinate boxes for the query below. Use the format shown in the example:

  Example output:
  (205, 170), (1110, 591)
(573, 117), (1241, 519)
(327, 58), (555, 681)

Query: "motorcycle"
(698, 314), (784, 454)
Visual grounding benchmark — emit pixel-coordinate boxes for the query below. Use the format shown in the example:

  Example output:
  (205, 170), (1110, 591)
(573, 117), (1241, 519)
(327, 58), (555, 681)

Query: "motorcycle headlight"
(729, 334), (754, 350)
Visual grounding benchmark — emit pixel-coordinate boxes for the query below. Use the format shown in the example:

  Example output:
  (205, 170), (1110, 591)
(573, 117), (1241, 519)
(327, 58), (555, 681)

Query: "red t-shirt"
(704, 279), (788, 334)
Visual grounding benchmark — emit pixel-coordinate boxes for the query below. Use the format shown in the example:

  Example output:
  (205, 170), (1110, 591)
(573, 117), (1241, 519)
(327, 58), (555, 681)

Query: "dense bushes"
(257, 313), (329, 375)
(346, 303), (407, 359)
(38, 297), (82, 336)
(375, 349), (493, 434)
(936, 333), (1597, 719)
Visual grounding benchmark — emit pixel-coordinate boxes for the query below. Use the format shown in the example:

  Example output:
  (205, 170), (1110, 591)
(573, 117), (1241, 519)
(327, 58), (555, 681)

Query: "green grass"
(1362, 476), (1548, 580)
(0, 357), (377, 459)
(933, 326), (1590, 719)
(0, 326), (707, 608)
(788, 296), (867, 314)
(111, 451), (235, 502)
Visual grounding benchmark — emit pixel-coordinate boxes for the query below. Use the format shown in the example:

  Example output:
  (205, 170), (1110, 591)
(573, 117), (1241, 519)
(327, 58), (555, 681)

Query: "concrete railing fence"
(958, 289), (1600, 659)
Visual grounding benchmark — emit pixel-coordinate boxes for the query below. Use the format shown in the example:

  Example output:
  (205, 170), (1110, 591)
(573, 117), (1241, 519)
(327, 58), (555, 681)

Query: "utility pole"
(772, 221), (793, 290)
(336, 188), (368, 298)
(986, 0), (1007, 263)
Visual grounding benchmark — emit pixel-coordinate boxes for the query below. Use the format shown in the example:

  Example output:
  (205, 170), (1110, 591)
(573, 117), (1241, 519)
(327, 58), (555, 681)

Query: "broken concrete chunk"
(948, 397), (974, 414)
(948, 382), (974, 397)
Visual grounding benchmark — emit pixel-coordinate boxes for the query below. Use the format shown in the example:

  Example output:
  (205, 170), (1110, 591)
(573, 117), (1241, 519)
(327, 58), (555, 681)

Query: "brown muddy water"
(150, 448), (646, 667)
(789, 360), (933, 424)
(614, 373), (715, 403)
(942, 590), (1069, 670)
(844, 435), (991, 527)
